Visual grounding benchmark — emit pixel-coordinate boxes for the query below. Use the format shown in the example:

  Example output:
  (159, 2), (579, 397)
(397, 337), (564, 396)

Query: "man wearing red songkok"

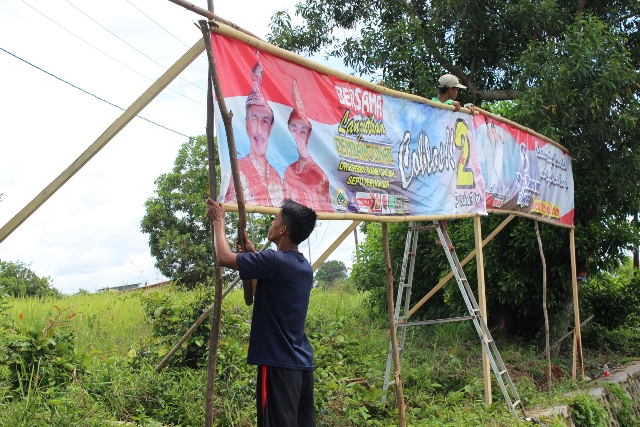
(226, 55), (284, 207)
(282, 79), (333, 212)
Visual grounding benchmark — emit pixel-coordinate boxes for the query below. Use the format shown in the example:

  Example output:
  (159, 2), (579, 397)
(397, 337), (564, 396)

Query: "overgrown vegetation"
(0, 284), (636, 426)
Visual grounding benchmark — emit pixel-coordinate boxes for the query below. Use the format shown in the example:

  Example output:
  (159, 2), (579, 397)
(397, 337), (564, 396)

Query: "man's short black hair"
(280, 200), (317, 245)
(438, 87), (450, 95)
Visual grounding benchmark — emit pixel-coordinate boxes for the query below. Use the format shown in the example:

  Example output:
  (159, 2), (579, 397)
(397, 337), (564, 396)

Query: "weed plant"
(0, 285), (635, 426)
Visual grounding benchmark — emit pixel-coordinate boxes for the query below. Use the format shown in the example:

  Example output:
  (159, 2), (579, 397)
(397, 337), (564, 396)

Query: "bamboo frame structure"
(474, 217), (491, 404)
(407, 214), (516, 318)
(0, 3), (586, 424)
(570, 229), (584, 380)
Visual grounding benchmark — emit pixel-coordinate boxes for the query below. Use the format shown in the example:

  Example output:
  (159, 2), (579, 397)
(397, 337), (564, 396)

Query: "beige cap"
(438, 74), (467, 89)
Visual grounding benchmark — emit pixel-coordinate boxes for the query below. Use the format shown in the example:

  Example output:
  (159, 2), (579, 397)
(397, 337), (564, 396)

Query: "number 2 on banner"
(455, 119), (475, 189)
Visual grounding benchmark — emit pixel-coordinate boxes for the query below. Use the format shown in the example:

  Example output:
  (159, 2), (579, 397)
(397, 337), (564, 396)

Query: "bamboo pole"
(201, 21), (253, 306)
(155, 243), (270, 373)
(381, 223), (406, 427)
(541, 314), (594, 357)
(487, 210), (574, 229)
(354, 229), (360, 264)
(209, 24), (475, 116)
(202, 16), (223, 427)
(569, 229), (584, 379)
(222, 203), (479, 223)
(534, 221), (552, 393)
(311, 221), (361, 271)
(0, 39), (205, 244)
(167, 0), (263, 40)
(474, 217), (491, 404)
(407, 215), (515, 318)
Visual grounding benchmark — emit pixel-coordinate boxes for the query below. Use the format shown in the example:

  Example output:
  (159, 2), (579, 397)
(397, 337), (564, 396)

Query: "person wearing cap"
(225, 55), (284, 207)
(432, 74), (475, 113)
(283, 80), (333, 212)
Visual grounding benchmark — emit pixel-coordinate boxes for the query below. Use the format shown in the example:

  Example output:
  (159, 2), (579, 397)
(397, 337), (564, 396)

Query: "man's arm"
(206, 199), (238, 270)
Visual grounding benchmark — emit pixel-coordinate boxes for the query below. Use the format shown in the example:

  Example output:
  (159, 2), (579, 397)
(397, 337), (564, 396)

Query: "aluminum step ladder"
(382, 220), (526, 419)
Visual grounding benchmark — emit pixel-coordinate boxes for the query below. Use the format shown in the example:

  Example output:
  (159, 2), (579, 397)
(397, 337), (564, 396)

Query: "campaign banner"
(212, 32), (486, 218)
(474, 114), (574, 225)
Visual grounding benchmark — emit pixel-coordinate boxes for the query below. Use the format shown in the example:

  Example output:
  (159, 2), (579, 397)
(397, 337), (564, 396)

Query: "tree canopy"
(141, 136), (272, 288)
(269, 1), (640, 339)
(0, 261), (59, 298)
(269, 0), (638, 103)
(315, 260), (348, 287)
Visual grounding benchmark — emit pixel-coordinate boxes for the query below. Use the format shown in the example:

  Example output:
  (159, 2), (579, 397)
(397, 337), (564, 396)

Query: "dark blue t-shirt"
(237, 249), (313, 370)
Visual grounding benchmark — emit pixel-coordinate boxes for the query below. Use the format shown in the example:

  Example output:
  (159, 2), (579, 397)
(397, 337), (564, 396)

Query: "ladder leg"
(382, 223), (418, 404)
(435, 221), (526, 419)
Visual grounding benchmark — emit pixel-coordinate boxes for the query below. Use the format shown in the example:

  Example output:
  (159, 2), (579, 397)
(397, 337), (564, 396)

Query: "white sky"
(0, 0), (364, 294)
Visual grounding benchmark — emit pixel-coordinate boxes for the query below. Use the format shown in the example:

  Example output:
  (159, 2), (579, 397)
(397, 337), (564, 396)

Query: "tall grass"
(8, 290), (151, 356)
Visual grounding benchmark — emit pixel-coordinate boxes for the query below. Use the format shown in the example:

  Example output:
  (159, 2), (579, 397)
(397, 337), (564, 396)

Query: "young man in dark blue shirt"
(206, 198), (317, 427)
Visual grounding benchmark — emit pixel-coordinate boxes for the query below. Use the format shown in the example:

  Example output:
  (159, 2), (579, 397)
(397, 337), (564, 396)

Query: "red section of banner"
(211, 33), (346, 125)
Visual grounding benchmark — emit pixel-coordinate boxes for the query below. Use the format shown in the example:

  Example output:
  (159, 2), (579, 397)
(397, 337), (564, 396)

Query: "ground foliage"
(141, 135), (273, 288)
(4, 286), (635, 426)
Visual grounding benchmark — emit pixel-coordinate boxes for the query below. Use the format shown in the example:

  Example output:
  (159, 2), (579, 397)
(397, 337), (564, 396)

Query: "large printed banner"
(474, 114), (574, 225)
(212, 33), (574, 225)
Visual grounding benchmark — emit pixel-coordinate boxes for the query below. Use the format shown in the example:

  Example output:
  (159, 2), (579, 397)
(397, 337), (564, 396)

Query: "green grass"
(8, 290), (151, 356)
(0, 285), (632, 426)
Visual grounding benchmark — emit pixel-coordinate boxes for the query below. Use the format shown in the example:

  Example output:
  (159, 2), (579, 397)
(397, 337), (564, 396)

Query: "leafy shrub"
(141, 285), (216, 368)
(580, 265), (640, 330)
(0, 305), (85, 391)
(570, 393), (607, 427)
(604, 383), (639, 427)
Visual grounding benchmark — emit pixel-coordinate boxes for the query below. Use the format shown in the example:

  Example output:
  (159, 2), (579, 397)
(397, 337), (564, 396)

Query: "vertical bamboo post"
(569, 229), (584, 379)
(203, 16), (223, 427)
(199, 20), (253, 306)
(381, 223), (406, 427)
(474, 216), (491, 404)
(534, 221), (551, 392)
(354, 229), (360, 264)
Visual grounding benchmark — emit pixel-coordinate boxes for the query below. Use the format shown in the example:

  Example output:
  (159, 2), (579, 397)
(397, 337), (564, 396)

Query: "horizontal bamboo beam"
(488, 209), (574, 229)
(407, 214), (516, 318)
(167, 0), (263, 40)
(209, 24), (475, 115)
(0, 39), (206, 244)
(221, 203), (480, 223)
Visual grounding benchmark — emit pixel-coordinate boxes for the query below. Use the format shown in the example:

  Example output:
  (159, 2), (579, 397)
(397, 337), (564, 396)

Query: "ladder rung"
(408, 251), (416, 256)
(401, 283), (411, 288)
(484, 338), (494, 344)
(387, 380), (395, 386)
(512, 400), (521, 408)
(499, 369), (507, 376)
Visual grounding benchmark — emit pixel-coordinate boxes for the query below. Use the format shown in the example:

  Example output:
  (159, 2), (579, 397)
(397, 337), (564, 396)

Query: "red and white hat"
(288, 78), (311, 128)
(246, 53), (270, 108)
